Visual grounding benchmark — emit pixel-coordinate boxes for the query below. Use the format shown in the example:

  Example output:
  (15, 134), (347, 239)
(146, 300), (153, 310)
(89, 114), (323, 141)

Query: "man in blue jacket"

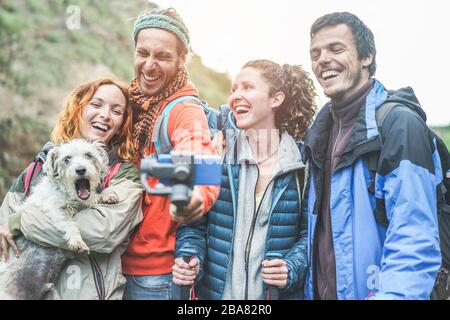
(305, 12), (442, 299)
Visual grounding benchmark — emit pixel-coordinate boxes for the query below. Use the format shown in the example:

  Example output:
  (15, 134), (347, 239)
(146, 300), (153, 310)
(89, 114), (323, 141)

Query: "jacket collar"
(305, 79), (388, 168)
(227, 131), (305, 174)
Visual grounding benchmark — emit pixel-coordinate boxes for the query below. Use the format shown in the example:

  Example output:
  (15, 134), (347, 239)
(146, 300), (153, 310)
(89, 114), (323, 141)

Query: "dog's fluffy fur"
(0, 139), (117, 300)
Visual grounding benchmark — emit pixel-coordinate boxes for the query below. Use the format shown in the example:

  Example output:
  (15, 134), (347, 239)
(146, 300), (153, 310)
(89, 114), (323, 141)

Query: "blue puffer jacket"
(304, 79), (442, 300)
(176, 137), (308, 300)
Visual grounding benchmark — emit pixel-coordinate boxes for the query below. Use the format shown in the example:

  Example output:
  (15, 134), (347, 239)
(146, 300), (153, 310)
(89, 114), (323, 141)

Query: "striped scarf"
(129, 66), (188, 159)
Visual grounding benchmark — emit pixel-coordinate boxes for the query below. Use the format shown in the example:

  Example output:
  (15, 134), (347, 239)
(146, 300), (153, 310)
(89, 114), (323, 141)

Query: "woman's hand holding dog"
(0, 223), (19, 261)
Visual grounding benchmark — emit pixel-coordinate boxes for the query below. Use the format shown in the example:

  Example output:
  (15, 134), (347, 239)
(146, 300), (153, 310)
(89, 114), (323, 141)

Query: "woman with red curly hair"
(0, 78), (143, 299)
(51, 78), (134, 161)
(173, 59), (317, 300)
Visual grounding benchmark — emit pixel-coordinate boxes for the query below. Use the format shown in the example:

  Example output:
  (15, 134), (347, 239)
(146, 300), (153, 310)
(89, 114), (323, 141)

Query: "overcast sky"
(153, 0), (450, 126)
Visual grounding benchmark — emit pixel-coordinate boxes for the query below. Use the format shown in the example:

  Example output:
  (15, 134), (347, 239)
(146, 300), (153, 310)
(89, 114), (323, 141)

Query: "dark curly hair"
(310, 12), (377, 76)
(243, 60), (317, 141)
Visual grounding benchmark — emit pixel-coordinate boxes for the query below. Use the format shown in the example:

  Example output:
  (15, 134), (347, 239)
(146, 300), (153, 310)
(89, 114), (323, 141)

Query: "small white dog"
(0, 139), (118, 300)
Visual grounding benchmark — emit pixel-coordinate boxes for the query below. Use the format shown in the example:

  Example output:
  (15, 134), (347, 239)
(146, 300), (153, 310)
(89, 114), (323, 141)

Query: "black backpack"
(365, 102), (450, 269)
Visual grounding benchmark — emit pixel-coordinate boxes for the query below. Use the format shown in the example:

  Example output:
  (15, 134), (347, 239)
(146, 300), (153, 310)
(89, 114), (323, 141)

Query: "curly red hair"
(51, 78), (134, 161)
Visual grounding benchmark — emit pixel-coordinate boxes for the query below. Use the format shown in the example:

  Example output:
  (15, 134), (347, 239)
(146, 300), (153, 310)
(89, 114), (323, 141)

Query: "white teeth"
(92, 122), (109, 132)
(143, 74), (160, 82)
(322, 70), (340, 80)
(235, 105), (250, 114)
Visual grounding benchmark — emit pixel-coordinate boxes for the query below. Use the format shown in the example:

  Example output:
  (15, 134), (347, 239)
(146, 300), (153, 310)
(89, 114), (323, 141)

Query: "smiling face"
(78, 84), (126, 144)
(228, 67), (282, 131)
(310, 23), (373, 103)
(134, 28), (185, 97)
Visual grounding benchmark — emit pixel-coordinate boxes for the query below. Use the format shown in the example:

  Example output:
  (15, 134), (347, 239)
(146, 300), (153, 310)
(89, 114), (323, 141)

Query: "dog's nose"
(76, 167), (87, 176)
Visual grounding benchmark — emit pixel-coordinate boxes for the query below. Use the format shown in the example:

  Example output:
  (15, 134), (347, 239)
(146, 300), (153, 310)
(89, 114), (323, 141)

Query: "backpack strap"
(102, 162), (122, 189)
(375, 102), (401, 129)
(24, 142), (54, 197)
(202, 101), (219, 136)
(218, 104), (239, 132)
(364, 102), (405, 227)
(24, 160), (43, 197)
(432, 130), (450, 207)
(152, 96), (204, 156)
(226, 106), (239, 131)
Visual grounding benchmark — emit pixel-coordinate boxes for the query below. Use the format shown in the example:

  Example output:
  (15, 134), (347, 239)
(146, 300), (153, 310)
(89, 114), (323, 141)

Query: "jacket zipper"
(331, 119), (342, 171)
(244, 166), (261, 299)
(322, 118), (341, 299)
(312, 121), (379, 299)
(243, 165), (299, 299)
(222, 164), (238, 300)
(334, 136), (380, 172)
(307, 118), (381, 173)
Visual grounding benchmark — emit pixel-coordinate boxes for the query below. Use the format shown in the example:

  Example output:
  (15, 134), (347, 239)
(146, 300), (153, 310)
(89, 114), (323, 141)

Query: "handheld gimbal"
(140, 152), (221, 215)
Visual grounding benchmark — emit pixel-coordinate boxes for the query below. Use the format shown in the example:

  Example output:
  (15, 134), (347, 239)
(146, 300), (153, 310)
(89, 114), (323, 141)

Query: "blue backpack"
(151, 96), (234, 156)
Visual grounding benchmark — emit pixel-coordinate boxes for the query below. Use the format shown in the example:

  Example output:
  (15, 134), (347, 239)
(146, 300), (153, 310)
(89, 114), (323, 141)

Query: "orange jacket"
(122, 83), (220, 275)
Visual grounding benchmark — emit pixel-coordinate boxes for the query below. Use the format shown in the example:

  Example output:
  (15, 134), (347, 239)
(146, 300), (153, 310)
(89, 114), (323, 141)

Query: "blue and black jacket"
(304, 79), (442, 300)
(176, 136), (308, 300)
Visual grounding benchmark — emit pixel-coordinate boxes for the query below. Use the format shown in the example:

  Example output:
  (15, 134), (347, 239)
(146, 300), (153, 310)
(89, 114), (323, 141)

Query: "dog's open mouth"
(75, 179), (91, 200)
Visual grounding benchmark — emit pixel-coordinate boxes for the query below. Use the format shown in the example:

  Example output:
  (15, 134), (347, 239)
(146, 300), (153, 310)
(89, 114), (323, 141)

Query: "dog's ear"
(43, 147), (59, 177)
(92, 140), (109, 177)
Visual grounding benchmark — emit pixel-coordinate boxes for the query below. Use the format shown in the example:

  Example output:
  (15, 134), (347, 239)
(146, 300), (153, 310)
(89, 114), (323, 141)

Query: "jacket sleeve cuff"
(281, 259), (296, 292)
(200, 186), (220, 215)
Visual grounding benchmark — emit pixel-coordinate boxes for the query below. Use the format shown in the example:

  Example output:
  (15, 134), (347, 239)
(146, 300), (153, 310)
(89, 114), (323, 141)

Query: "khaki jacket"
(0, 161), (143, 300)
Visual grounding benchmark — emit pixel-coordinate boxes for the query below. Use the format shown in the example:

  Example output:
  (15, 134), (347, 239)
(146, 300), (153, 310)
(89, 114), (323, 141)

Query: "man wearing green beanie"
(121, 7), (220, 300)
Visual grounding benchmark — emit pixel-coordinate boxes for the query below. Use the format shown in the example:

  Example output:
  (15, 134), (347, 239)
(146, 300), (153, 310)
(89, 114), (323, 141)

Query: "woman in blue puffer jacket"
(173, 59), (317, 300)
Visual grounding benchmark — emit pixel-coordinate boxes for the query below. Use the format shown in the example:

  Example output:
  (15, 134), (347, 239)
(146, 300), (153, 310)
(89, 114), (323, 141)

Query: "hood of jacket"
(383, 86), (427, 122)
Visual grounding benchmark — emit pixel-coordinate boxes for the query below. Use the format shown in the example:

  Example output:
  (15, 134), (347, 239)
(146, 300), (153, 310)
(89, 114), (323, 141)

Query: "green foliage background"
(0, 0), (231, 199)
(432, 126), (450, 150)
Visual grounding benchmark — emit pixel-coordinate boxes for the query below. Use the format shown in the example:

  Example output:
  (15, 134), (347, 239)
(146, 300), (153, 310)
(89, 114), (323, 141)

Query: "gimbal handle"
(140, 154), (195, 216)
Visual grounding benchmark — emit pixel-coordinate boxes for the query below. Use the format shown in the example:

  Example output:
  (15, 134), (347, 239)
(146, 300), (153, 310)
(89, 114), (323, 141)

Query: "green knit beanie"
(133, 13), (190, 53)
